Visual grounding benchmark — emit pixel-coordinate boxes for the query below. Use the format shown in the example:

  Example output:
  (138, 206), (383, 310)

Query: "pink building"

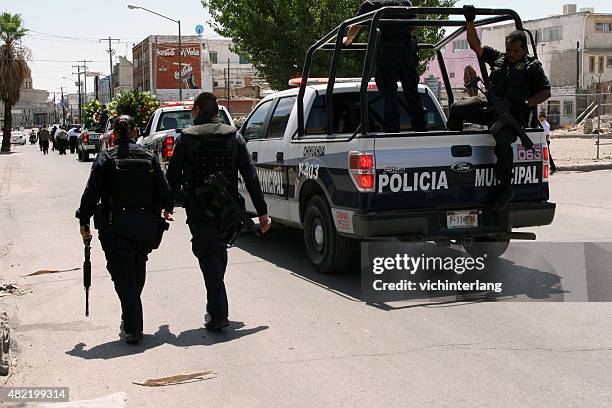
(421, 29), (482, 90)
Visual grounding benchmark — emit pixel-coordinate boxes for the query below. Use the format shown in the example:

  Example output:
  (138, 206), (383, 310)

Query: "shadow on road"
(235, 225), (570, 310)
(236, 224), (363, 301)
(65, 322), (268, 360)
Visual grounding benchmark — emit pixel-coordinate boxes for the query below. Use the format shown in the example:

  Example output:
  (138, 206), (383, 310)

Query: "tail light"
(82, 132), (88, 143)
(542, 144), (550, 181)
(349, 152), (375, 192)
(109, 133), (117, 147)
(161, 136), (174, 159)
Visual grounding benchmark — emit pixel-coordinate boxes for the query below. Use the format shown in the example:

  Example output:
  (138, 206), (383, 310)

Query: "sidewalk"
(549, 136), (612, 172)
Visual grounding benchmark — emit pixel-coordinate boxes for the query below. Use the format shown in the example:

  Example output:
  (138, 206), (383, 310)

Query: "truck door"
(238, 99), (275, 214)
(255, 96), (296, 220)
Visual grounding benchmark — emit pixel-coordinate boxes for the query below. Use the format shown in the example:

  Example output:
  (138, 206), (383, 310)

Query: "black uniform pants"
(69, 137), (78, 154)
(447, 96), (518, 185)
(100, 234), (148, 335)
(375, 45), (428, 133)
(40, 140), (49, 155)
(189, 219), (229, 320)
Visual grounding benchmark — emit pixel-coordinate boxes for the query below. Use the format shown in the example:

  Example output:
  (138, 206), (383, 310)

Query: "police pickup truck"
(236, 6), (556, 274)
(238, 77), (554, 274)
(139, 102), (234, 170)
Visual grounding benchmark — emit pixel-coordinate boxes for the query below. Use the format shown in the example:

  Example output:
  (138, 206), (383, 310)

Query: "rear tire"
(303, 195), (355, 274)
(463, 238), (510, 259)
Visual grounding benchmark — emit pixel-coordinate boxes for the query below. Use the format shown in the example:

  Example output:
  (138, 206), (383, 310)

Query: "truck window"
(267, 97), (296, 139)
(243, 100), (273, 140)
(219, 109), (232, 126)
(143, 115), (153, 137)
(305, 91), (445, 134)
(157, 111), (192, 131)
(156, 108), (232, 132)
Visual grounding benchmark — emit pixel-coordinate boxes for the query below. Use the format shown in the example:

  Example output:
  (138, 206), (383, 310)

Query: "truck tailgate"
(371, 131), (548, 212)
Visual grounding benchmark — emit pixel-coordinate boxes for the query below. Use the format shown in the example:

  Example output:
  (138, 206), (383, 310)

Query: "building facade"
(0, 70), (54, 128)
(479, 4), (612, 126)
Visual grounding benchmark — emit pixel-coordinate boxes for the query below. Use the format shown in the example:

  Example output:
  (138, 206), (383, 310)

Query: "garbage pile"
(551, 114), (612, 137)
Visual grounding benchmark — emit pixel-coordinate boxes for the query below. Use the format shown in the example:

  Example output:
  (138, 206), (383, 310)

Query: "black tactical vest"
(106, 142), (155, 209)
(180, 122), (238, 193)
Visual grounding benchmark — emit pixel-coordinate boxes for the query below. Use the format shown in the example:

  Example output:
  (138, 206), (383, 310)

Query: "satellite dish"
(195, 24), (204, 35)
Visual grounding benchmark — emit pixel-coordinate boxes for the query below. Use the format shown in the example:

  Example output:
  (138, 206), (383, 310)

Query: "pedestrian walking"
(166, 92), (271, 331)
(56, 127), (68, 155)
(68, 126), (80, 154)
(539, 112), (556, 173)
(38, 127), (50, 155)
(76, 115), (172, 344)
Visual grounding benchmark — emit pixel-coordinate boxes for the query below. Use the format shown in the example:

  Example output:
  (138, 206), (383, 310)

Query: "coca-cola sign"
(156, 46), (200, 57)
(155, 43), (202, 90)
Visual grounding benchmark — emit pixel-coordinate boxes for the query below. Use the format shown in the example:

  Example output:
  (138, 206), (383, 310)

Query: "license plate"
(84, 144), (97, 149)
(447, 210), (479, 229)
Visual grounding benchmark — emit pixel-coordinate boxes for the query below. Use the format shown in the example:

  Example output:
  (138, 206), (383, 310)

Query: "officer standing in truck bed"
(343, 0), (428, 133)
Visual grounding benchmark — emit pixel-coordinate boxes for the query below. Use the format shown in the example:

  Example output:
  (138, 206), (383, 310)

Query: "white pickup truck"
(139, 102), (234, 170)
(236, 6), (556, 274)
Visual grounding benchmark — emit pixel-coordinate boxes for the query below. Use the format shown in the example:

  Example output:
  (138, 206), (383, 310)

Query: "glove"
(463, 5), (476, 23)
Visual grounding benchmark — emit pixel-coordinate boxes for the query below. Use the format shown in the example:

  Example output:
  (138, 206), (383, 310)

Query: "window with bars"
(595, 22), (612, 32)
(607, 57), (612, 69)
(209, 51), (218, 64)
(543, 26), (563, 42)
(563, 100), (574, 116)
(452, 39), (468, 52)
(599, 56), (605, 73)
(239, 53), (250, 64)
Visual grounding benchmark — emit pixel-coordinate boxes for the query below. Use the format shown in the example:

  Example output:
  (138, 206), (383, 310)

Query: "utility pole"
(100, 37), (120, 99)
(60, 87), (66, 126)
(72, 60), (92, 124)
(53, 92), (57, 123)
(227, 58), (230, 114)
(72, 64), (83, 124)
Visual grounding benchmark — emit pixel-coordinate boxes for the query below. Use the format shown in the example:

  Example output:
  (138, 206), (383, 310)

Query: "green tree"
(0, 12), (30, 152)
(202, 0), (455, 91)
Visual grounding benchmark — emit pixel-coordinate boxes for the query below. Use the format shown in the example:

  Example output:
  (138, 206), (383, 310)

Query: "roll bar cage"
(296, 7), (538, 137)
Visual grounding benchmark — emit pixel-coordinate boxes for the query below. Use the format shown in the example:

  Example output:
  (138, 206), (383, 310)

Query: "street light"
(128, 4), (182, 101)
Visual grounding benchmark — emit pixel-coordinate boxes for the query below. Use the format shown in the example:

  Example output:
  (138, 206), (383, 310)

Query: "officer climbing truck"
(237, 6), (556, 274)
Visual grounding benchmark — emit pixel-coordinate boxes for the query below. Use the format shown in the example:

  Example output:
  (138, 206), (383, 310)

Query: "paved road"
(1, 144), (611, 407)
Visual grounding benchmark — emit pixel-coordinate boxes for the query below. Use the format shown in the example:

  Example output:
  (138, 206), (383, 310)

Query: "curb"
(557, 162), (612, 172)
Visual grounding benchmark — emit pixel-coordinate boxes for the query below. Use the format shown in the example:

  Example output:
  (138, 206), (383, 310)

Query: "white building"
(480, 3), (612, 126)
(202, 38), (265, 90)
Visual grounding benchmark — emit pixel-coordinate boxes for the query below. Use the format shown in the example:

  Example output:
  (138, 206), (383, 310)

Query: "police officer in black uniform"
(76, 115), (172, 344)
(166, 92), (270, 331)
(447, 9), (551, 209)
(343, 0), (428, 133)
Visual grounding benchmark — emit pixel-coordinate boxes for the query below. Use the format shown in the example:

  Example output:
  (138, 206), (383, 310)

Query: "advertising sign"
(156, 43), (202, 90)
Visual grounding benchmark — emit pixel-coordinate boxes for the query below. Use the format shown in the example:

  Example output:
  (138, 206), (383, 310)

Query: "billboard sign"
(156, 43), (202, 90)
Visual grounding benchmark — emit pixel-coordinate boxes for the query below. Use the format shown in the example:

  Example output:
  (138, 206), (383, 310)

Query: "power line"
(31, 59), (109, 63)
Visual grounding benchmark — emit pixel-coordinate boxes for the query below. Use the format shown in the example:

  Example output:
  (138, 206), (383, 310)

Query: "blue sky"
(7, 0), (611, 95)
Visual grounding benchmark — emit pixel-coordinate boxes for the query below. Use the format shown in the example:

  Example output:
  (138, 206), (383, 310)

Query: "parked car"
(10, 131), (26, 145)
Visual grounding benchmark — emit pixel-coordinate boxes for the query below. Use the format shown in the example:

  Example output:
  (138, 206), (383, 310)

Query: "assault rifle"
(465, 75), (535, 150)
(195, 173), (261, 246)
(83, 237), (92, 317)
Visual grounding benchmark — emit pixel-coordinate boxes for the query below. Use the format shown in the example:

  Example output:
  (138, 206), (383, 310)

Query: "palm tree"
(0, 12), (30, 152)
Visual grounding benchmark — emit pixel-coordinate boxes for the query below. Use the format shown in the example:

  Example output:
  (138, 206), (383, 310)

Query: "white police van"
(237, 6), (556, 274)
